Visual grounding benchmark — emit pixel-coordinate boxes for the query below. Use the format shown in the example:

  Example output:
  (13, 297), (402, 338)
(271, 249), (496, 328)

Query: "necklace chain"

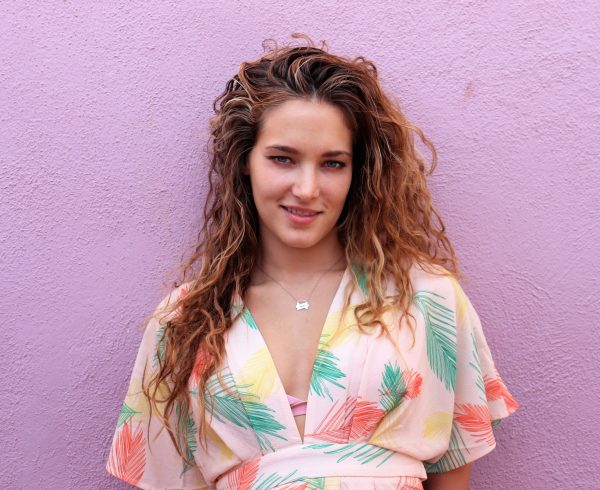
(256, 256), (344, 311)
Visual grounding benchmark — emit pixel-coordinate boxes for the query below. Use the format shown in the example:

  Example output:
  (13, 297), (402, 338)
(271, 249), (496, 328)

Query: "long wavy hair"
(142, 33), (460, 466)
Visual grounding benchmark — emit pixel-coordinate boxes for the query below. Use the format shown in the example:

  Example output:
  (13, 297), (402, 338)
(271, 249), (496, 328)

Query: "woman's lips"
(280, 205), (321, 224)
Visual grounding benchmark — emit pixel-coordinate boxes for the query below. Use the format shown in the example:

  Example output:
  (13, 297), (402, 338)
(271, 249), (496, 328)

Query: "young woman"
(106, 34), (519, 490)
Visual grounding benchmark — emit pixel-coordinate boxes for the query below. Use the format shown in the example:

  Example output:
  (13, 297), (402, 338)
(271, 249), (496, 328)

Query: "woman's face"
(245, 99), (353, 252)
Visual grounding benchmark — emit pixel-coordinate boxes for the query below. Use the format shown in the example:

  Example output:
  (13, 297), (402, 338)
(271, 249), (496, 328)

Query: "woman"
(106, 34), (519, 489)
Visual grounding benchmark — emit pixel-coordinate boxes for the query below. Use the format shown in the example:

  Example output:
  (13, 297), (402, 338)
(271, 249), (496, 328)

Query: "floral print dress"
(106, 262), (519, 489)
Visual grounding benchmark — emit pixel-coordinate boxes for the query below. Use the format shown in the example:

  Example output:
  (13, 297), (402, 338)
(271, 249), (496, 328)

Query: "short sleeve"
(105, 285), (210, 489)
(423, 278), (519, 473)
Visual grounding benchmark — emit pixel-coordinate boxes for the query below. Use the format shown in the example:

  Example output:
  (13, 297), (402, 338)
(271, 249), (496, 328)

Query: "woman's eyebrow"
(265, 144), (351, 158)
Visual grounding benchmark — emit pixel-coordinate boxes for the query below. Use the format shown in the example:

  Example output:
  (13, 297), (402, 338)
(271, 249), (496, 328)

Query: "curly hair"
(142, 33), (460, 467)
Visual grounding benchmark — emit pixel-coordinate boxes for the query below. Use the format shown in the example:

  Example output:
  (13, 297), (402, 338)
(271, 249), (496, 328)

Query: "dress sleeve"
(423, 278), (519, 474)
(105, 285), (210, 489)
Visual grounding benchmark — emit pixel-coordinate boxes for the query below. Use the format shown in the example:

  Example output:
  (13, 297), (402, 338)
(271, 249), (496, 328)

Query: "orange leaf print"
(278, 483), (309, 490)
(484, 375), (519, 413)
(226, 457), (260, 490)
(106, 421), (146, 485)
(402, 369), (423, 399)
(454, 403), (495, 446)
(306, 396), (356, 443)
(351, 400), (386, 440)
(190, 342), (211, 386)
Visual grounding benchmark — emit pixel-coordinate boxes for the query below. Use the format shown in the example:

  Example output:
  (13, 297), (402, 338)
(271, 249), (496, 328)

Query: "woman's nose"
(292, 165), (320, 200)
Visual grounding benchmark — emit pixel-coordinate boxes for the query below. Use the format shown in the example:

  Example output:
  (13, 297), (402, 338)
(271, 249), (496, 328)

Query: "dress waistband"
(215, 442), (426, 489)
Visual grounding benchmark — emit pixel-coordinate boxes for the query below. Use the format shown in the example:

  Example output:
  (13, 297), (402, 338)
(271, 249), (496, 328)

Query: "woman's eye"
(270, 156), (292, 164)
(324, 160), (345, 169)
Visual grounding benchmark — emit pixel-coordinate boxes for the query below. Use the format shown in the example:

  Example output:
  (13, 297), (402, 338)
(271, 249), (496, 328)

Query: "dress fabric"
(106, 262), (519, 489)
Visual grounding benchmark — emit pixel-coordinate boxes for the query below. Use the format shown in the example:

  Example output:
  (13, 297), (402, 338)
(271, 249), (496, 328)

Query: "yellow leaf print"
(423, 411), (453, 440)
(205, 424), (235, 461)
(450, 277), (468, 324)
(124, 376), (171, 420)
(321, 307), (358, 349)
(239, 347), (280, 398)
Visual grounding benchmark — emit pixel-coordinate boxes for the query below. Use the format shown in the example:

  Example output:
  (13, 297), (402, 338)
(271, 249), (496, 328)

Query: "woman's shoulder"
(408, 260), (455, 287)
(151, 280), (195, 323)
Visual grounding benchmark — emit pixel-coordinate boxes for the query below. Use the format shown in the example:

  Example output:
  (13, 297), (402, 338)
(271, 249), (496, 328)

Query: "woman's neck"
(256, 233), (346, 283)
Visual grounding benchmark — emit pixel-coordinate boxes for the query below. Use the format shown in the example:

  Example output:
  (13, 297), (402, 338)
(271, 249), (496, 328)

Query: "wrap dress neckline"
(232, 265), (351, 444)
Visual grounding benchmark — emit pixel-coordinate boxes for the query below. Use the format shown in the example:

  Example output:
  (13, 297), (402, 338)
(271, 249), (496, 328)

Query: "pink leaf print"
(106, 421), (146, 485)
(454, 403), (495, 446)
(306, 396), (356, 443)
(350, 400), (386, 440)
(484, 375), (519, 413)
(402, 369), (423, 399)
(226, 457), (260, 490)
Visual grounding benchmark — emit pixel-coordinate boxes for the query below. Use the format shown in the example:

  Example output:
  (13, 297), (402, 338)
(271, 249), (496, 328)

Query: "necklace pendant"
(296, 300), (309, 311)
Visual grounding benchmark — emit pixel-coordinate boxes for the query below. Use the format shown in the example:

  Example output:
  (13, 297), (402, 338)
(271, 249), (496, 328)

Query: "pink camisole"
(286, 393), (307, 416)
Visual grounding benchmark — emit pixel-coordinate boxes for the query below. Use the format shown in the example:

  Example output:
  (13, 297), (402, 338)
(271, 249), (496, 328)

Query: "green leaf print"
(232, 304), (259, 330)
(204, 371), (287, 452)
(379, 362), (407, 412)
(303, 443), (395, 467)
(298, 477), (327, 490)
(469, 329), (486, 403)
(413, 290), (457, 392)
(310, 339), (346, 400)
(153, 324), (167, 368)
(423, 420), (469, 473)
(251, 469), (299, 490)
(175, 402), (198, 476)
(117, 403), (141, 427)
(351, 263), (368, 296)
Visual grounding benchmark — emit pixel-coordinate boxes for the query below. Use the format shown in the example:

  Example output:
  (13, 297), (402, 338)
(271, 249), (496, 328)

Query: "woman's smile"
(280, 205), (322, 224)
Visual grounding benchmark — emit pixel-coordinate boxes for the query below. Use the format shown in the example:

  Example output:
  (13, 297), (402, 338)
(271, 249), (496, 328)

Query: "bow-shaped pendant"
(296, 300), (309, 310)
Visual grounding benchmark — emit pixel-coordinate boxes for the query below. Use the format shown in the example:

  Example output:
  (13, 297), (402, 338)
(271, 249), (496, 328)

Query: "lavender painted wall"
(2, 1), (598, 489)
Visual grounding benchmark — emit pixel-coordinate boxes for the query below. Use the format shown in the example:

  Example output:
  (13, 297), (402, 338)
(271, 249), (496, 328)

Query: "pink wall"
(2, 2), (598, 488)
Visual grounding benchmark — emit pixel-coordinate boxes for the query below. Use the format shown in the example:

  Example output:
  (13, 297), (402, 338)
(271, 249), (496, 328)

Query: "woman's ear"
(242, 155), (250, 175)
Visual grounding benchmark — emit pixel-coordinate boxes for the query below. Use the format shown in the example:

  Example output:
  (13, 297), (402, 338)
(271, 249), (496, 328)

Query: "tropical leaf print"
(423, 411), (453, 440)
(303, 443), (395, 467)
(319, 310), (356, 350)
(484, 375), (520, 413)
(413, 290), (457, 392)
(241, 306), (259, 330)
(307, 396), (356, 443)
(204, 372), (250, 428)
(106, 421), (146, 486)
(351, 401), (386, 440)
(469, 329), (486, 401)
(189, 342), (211, 387)
(402, 369), (423, 400)
(296, 477), (326, 490)
(252, 470), (300, 490)
(204, 423), (235, 461)
(175, 402), (198, 476)
(351, 263), (368, 296)
(309, 338), (346, 400)
(379, 362), (406, 412)
(117, 402), (141, 427)
(238, 347), (279, 398)
(423, 420), (468, 473)
(204, 370), (287, 452)
(153, 324), (167, 368)
(226, 457), (260, 490)
(454, 403), (495, 446)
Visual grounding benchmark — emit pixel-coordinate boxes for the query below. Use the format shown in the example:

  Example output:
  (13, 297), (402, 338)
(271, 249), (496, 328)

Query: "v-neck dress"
(106, 262), (519, 489)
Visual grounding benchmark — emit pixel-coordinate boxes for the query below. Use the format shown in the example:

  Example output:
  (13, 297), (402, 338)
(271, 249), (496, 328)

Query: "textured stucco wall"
(2, 1), (599, 489)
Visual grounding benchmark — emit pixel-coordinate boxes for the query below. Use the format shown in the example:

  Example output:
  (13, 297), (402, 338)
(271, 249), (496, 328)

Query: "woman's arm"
(423, 463), (472, 490)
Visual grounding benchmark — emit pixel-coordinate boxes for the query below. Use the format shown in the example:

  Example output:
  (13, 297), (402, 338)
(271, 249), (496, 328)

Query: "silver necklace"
(256, 256), (344, 311)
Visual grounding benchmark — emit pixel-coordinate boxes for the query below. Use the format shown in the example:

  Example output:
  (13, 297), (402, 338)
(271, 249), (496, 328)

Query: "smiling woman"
(105, 33), (519, 490)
